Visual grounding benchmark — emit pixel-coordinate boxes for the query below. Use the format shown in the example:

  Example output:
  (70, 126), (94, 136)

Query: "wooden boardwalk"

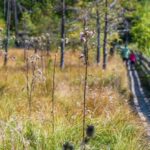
(128, 63), (150, 137)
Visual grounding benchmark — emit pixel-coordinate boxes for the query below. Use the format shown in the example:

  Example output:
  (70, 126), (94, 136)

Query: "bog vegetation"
(0, 50), (149, 149)
(0, 0), (150, 149)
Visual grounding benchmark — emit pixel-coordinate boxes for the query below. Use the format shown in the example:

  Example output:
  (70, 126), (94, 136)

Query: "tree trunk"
(13, 0), (19, 47)
(103, 0), (108, 69)
(34, 47), (38, 53)
(125, 20), (129, 45)
(4, 0), (11, 66)
(96, 5), (101, 64)
(23, 19), (27, 61)
(60, 0), (65, 69)
(4, 0), (6, 16)
(46, 38), (50, 56)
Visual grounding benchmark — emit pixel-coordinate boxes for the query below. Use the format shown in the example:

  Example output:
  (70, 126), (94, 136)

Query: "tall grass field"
(0, 49), (149, 149)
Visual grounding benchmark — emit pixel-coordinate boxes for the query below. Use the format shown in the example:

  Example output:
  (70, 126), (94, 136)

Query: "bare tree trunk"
(46, 38), (50, 56)
(23, 16), (27, 61)
(125, 19), (129, 45)
(34, 47), (38, 54)
(96, 4), (101, 64)
(60, 0), (65, 69)
(34, 40), (38, 54)
(103, 0), (108, 69)
(4, 0), (7, 16)
(13, 0), (19, 46)
(41, 49), (44, 73)
(4, 0), (11, 66)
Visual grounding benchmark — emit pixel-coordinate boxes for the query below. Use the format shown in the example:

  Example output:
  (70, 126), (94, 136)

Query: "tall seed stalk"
(83, 18), (87, 64)
(82, 17), (89, 149)
(26, 54), (42, 116)
(25, 51), (30, 116)
(80, 16), (94, 149)
(83, 40), (88, 150)
(51, 53), (57, 133)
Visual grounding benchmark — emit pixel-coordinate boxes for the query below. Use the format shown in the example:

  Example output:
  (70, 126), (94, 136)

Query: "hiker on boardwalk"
(129, 51), (136, 68)
(121, 44), (130, 66)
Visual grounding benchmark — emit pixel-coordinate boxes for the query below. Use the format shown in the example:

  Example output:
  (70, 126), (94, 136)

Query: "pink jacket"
(130, 53), (136, 62)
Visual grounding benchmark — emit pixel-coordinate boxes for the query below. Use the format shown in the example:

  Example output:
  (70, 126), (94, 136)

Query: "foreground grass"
(0, 49), (149, 149)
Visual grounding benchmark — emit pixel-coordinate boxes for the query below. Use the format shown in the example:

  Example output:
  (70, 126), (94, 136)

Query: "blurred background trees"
(0, 0), (149, 56)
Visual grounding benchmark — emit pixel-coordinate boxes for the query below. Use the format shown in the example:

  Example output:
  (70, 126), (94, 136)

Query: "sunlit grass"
(0, 49), (149, 149)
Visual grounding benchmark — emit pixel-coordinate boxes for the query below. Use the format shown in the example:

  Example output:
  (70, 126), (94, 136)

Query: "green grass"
(0, 49), (149, 149)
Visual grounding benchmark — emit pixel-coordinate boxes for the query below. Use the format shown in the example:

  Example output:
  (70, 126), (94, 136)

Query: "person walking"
(129, 51), (136, 69)
(121, 44), (130, 66)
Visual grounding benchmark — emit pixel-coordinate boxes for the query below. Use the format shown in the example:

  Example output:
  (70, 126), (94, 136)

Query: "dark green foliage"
(24, 123), (37, 149)
(131, 0), (150, 55)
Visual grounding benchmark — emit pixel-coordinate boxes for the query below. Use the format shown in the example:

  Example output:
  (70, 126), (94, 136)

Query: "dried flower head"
(63, 142), (74, 150)
(80, 29), (95, 43)
(86, 125), (95, 138)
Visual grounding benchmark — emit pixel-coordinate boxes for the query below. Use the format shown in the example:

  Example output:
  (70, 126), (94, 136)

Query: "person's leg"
(131, 61), (134, 70)
(123, 58), (126, 65)
(125, 58), (128, 67)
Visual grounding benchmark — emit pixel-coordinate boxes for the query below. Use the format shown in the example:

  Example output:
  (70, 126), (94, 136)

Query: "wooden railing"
(138, 54), (150, 74)
(137, 53), (150, 86)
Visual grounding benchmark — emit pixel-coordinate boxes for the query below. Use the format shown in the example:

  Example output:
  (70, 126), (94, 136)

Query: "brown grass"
(0, 49), (148, 149)
(0, 49), (132, 120)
